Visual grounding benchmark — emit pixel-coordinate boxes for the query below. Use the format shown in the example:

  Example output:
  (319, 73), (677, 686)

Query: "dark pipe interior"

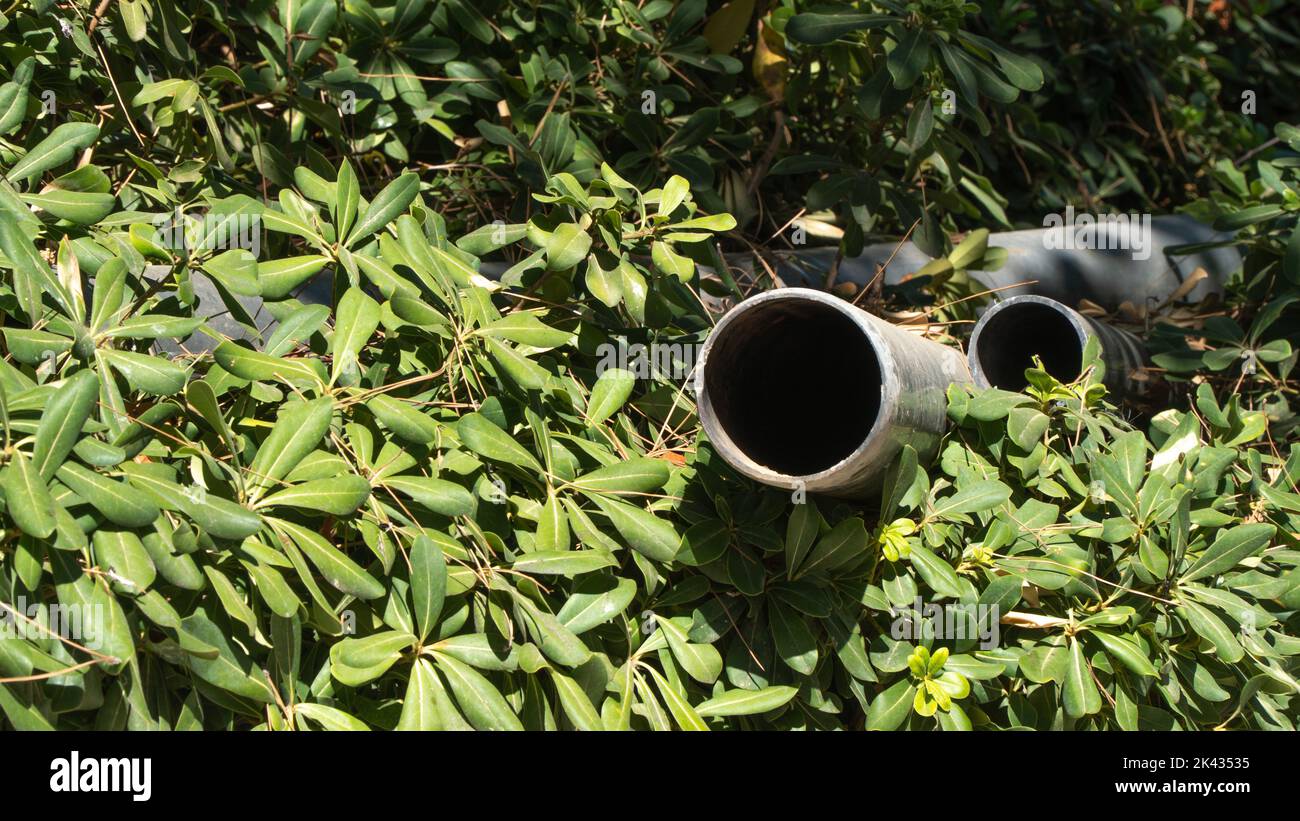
(704, 299), (880, 475)
(976, 302), (1084, 390)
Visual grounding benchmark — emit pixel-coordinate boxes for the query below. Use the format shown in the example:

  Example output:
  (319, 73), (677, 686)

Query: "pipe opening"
(975, 301), (1083, 390)
(703, 297), (881, 476)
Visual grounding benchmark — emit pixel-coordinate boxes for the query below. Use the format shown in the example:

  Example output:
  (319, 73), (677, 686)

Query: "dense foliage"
(0, 1), (1297, 730)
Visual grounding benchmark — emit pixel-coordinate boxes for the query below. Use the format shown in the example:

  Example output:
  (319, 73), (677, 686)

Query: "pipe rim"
(967, 294), (1091, 390)
(696, 287), (900, 491)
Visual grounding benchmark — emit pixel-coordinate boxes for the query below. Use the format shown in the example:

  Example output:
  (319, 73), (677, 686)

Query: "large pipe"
(967, 295), (1149, 399)
(696, 288), (971, 499)
(761, 215), (1239, 312)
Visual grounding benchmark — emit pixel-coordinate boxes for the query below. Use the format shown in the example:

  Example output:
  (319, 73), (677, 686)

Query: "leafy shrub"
(6, 1), (1296, 260)
(1151, 122), (1300, 439)
(0, 1), (1297, 731)
(1, 147), (1296, 728)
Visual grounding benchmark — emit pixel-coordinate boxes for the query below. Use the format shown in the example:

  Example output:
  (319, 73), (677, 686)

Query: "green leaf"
(332, 288), (380, 383)
(296, 703), (370, 731)
(702, 0), (755, 54)
(1007, 406), (1049, 450)
(544, 223), (592, 271)
(213, 341), (325, 388)
(658, 175), (691, 217)
(202, 249), (261, 296)
(257, 475), (371, 515)
(456, 412), (544, 472)
(23, 190), (117, 225)
(768, 601), (819, 676)
(93, 529), (156, 592)
(0, 209), (75, 318)
(1179, 599), (1244, 663)
(48, 549), (135, 668)
(258, 255), (331, 299)
(1063, 637), (1102, 718)
(478, 313), (573, 349)
(785, 12), (894, 45)
(784, 501), (820, 578)
(0, 57), (34, 135)
(0, 684), (55, 730)
(1019, 644), (1068, 684)
(7, 122), (100, 183)
(336, 631), (415, 669)
(929, 480), (1011, 519)
(2, 450), (55, 537)
(382, 475), (475, 516)
(100, 349), (188, 395)
(515, 597), (592, 668)
(366, 394), (439, 445)
(431, 651), (524, 730)
(556, 576), (636, 634)
(348, 173), (419, 245)
(1090, 631), (1158, 678)
(887, 28), (931, 89)
(584, 257), (622, 307)
(482, 336), (550, 390)
(650, 240), (694, 282)
(456, 222), (527, 255)
(866, 678), (916, 729)
(794, 516), (867, 578)
(909, 543), (963, 598)
(535, 489), (569, 551)
(179, 609), (273, 702)
(1284, 222), (1300, 285)
(242, 560), (300, 618)
(334, 160), (360, 242)
(247, 396), (335, 497)
(658, 617), (723, 684)
(551, 669), (605, 731)
(123, 469), (262, 541)
(56, 463), (160, 528)
(571, 457), (670, 493)
(105, 315), (204, 340)
(428, 245), (496, 290)
(587, 494), (681, 562)
(695, 685), (799, 718)
(118, 0), (148, 41)
(271, 518), (384, 600)
(32, 371), (98, 481)
(673, 213), (738, 232)
(409, 535), (447, 643)
(396, 658), (443, 731)
(586, 367), (636, 424)
(430, 634), (518, 672)
(1180, 523), (1275, 582)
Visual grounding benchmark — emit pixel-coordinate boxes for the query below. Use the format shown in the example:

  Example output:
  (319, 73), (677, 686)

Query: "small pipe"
(696, 288), (971, 499)
(966, 295), (1149, 400)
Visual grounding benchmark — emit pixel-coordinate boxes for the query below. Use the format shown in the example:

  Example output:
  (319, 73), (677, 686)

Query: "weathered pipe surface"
(967, 294), (1148, 400)
(153, 216), (1236, 354)
(697, 288), (971, 499)
(764, 215), (1239, 312)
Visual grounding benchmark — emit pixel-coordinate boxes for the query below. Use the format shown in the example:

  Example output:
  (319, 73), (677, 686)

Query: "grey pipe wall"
(696, 288), (971, 498)
(759, 215), (1239, 311)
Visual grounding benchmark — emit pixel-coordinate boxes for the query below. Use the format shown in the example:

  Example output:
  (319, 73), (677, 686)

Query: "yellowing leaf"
(703, 0), (755, 55)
